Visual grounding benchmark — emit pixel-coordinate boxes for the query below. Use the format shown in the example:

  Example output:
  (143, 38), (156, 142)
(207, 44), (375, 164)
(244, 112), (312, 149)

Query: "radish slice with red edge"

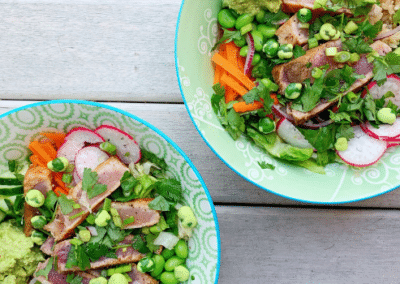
(244, 33), (255, 76)
(361, 74), (400, 107)
(75, 146), (109, 179)
(276, 118), (314, 149)
(337, 126), (387, 167)
(94, 125), (141, 165)
(57, 128), (104, 164)
(361, 118), (400, 141)
(73, 169), (81, 183)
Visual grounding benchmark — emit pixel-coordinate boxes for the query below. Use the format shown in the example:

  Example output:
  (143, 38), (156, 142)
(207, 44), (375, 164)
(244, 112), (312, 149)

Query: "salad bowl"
(175, 0), (400, 204)
(0, 100), (220, 284)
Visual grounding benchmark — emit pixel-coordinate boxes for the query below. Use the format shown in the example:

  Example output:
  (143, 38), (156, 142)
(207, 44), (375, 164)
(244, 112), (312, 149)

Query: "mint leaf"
(149, 195), (171, 211)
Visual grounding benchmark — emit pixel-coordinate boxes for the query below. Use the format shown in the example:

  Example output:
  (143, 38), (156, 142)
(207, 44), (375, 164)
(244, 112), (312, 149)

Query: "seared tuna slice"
(127, 263), (159, 284)
(44, 157), (128, 241)
(35, 258), (93, 284)
(276, 14), (309, 46)
(54, 235), (145, 272)
(287, 41), (392, 124)
(281, 0), (351, 14)
(40, 237), (55, 255)
(23, 165), (53, 237)
(111, 198), (160, 229)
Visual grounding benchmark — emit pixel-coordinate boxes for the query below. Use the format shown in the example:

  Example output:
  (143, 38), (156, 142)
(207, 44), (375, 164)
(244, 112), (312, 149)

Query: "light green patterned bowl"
(175, 0), (400, 204)
(0, 100), (220, 284)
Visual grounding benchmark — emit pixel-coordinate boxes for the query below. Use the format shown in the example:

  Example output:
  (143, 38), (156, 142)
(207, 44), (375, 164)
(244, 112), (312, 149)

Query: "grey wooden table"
(2, 0), (400, 283)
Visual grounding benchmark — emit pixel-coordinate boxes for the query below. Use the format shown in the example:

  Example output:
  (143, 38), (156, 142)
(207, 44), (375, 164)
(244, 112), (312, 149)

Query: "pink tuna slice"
(57, 128), (104, 164)
(95, 125), (141, 164)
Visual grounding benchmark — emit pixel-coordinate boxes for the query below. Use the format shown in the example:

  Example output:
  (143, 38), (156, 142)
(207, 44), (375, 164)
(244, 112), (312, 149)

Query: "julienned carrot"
(30, 155), (47, 167)
(214, 43), (228, 85)
(270, 93), (279, 105)
(212, 52), (256, 90)
(52, 172), (68, 191)
(41, 132), (66, 149)
(54, 186), (68, 197)
(225, 86), (239, 103)
(29, 141), (57, 163)
(233, 101), (264, 113)
(220, 73), (248, 96)
(226, 41), (240, 68)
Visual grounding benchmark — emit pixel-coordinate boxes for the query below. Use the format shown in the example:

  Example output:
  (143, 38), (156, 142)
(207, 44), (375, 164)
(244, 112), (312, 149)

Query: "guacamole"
(0, 221), (45, 284)
(223, 0), (282, 14)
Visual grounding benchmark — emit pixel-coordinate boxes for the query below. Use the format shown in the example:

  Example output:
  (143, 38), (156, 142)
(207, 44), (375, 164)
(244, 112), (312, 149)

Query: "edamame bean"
(218, 9), (236, 29)
(235, 14), (254, 30)
(233, 36), (246, 47)
(252, 53), (261, 66)
(251, 30), (264, 52)
(159, 272), (178, 284)
(151, 255), (166, 278)
(257, 25), (277, 39)
(174, 239), (188, 259)
(164, 256), (185, 272)
(256, 10), (266, 23)
(161, 248), (175, 260)
(239, 45), (249, 57)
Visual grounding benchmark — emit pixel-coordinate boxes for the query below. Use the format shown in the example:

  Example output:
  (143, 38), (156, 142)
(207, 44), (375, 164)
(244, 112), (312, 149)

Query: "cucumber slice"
(0, 185), (23, 196)
(0, 210), (5, 222)
(0, 171), (23, 186)
(0, 195), (16, 214)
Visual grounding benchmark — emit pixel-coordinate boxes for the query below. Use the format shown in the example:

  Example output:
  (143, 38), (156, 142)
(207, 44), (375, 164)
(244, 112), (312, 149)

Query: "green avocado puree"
(0, 221), (45, 284)
(223, 0), (282, 14)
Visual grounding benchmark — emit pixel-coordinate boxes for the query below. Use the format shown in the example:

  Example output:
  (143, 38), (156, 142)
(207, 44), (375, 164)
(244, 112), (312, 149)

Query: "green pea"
(235, 14), (254, 30)
(252, 53), (261, 66)
(217, 9), (236, 29)
(151, 255), (166, 278)
(262, 38), (279, 58)
(239, 45), (249, 57)
(164, 256), (185, 272)
(297, 8), (312, 23)
(258, 117), (275, 134)
(159, 272), (178, 284)
(256, 10), (266, 23)
(233, 36), (247, 47)
(161, 248), (175, 260)
(174, 240), (188, 259)
(251, 30), (264, 52)
(257, 25), (277, 39)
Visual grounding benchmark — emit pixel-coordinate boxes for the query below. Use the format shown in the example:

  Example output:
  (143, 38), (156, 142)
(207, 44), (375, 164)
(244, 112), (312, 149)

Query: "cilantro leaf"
(211, 28), (242, 52)
(258, 161), (275, 170)
(66, 274), (83, 284)
(373, 52), (400, 86)
(154, 179), (183, 203)
(132, 235), (150, 254)
(86, 242), (117, 261)
(35, 257), (53, 279)
(343, 37), (372, 54)
(336, 124), (355, 140)
(89, 184), (107, 199)
(107, 220), (128, 243)
(148, 195), (171, 211)
(65, 245), (91, 271)
(82, 168), (108, 199)
(165, 207), (179, 235)
(58, 194), (75, 215)
(140, 148), (168, 173)
(298, 124), (336, 152)
(225, 108), (246, 140)
(145, 233), (161, 253)
(293, 45), (306, 59)
(329, 110), (352, 123)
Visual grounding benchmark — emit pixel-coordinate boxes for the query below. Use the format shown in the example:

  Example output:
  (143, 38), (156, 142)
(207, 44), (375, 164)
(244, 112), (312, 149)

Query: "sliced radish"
(73, 169), (81, 183)
(337, 126), (387, 167)
(361, 118), (400, 141)
(361, 74), (400, 107)
(57, 128), (104, 164)
(74, 146), (109, 179)
(94, 125), (141, 164)
(276, 118), (314, 149)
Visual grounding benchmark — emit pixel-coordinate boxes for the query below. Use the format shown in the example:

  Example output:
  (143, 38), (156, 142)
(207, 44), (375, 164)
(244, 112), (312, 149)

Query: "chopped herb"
(66, 274), (83, 284)
(82, 168), (108, 199)
(35, 257), (53, 280)
(58, 194), (75, 215)
(123, 216), (136, 226)
(154, 179), (183, 203)
(258, 161), (275, 170)
(293, 45), (306, 58)
(373, 52), (400, 86)
(148, 196), (171, 211)
(211, 28), (242, 51)
(132, 235), (149, 254)
(124, 152), (130, 157)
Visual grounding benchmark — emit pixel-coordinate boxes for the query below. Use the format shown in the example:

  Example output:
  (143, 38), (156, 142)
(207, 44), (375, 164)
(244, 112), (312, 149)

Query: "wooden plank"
(0, 0), (182, 102)
(216, 205), (400, 283)
(2, 100), (400, 208)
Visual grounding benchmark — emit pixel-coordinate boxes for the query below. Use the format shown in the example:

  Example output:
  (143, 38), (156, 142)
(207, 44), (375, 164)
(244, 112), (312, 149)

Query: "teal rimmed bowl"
(0, 100), (220, 284)
(175, 0), (400, 204)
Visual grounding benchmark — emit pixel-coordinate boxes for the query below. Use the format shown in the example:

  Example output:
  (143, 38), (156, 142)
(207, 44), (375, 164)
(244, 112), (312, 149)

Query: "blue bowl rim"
(0, 99), (222, 283)
(173, 0), (399, 205)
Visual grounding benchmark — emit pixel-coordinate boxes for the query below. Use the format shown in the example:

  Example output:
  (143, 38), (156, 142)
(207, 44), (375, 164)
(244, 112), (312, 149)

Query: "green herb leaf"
(132, 235), (150, 254)
(343, 37), (372, 54)
(154, 179), (183, 203)
(211, 28), (242, 51)
(329, 110), (352, 123)
(373, 52), (400, 86)
(82, 168), (108, 199)
(225, 108), (246, 140)
(258, 161), (275, 170)
(298, 124), (336, 152)
(58, 194), (75, 215)
(145, 233), (161, 253)
(148, 196), (171, 211)
(66, 274), (83, 284)
(35, 257), (53, 280)
(293, 45), (306, 59)
(89, 184), (107, 199)
(336, 124), (355, 140)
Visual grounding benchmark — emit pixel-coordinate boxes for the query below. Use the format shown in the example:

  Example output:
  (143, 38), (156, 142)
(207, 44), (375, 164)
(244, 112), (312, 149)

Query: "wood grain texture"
(2, 100), (400, 208)
(216, 205), (400, 284)
(0, 0), (182, 102)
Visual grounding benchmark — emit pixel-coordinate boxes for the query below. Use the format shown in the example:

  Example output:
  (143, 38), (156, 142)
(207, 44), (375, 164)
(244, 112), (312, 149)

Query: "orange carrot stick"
(54, 186), (68, 197)
(233, 101), (264, 113)
(29, 155), (47, 167)
(52, 172), (67, 190)
(212, 53), (256, 90)
(220, 73), (248, 96)
(29, 141), (57, 163)
(41, 132), (66, 149)
(270, 93), (279, 105)
(225, 86), (239, 103)
(214, 43), (228, 85)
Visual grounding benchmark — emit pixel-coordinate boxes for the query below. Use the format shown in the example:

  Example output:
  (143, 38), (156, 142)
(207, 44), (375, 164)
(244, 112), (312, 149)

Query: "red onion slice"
(244, 33), (255, 76)
(375, 25), (400, 41)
